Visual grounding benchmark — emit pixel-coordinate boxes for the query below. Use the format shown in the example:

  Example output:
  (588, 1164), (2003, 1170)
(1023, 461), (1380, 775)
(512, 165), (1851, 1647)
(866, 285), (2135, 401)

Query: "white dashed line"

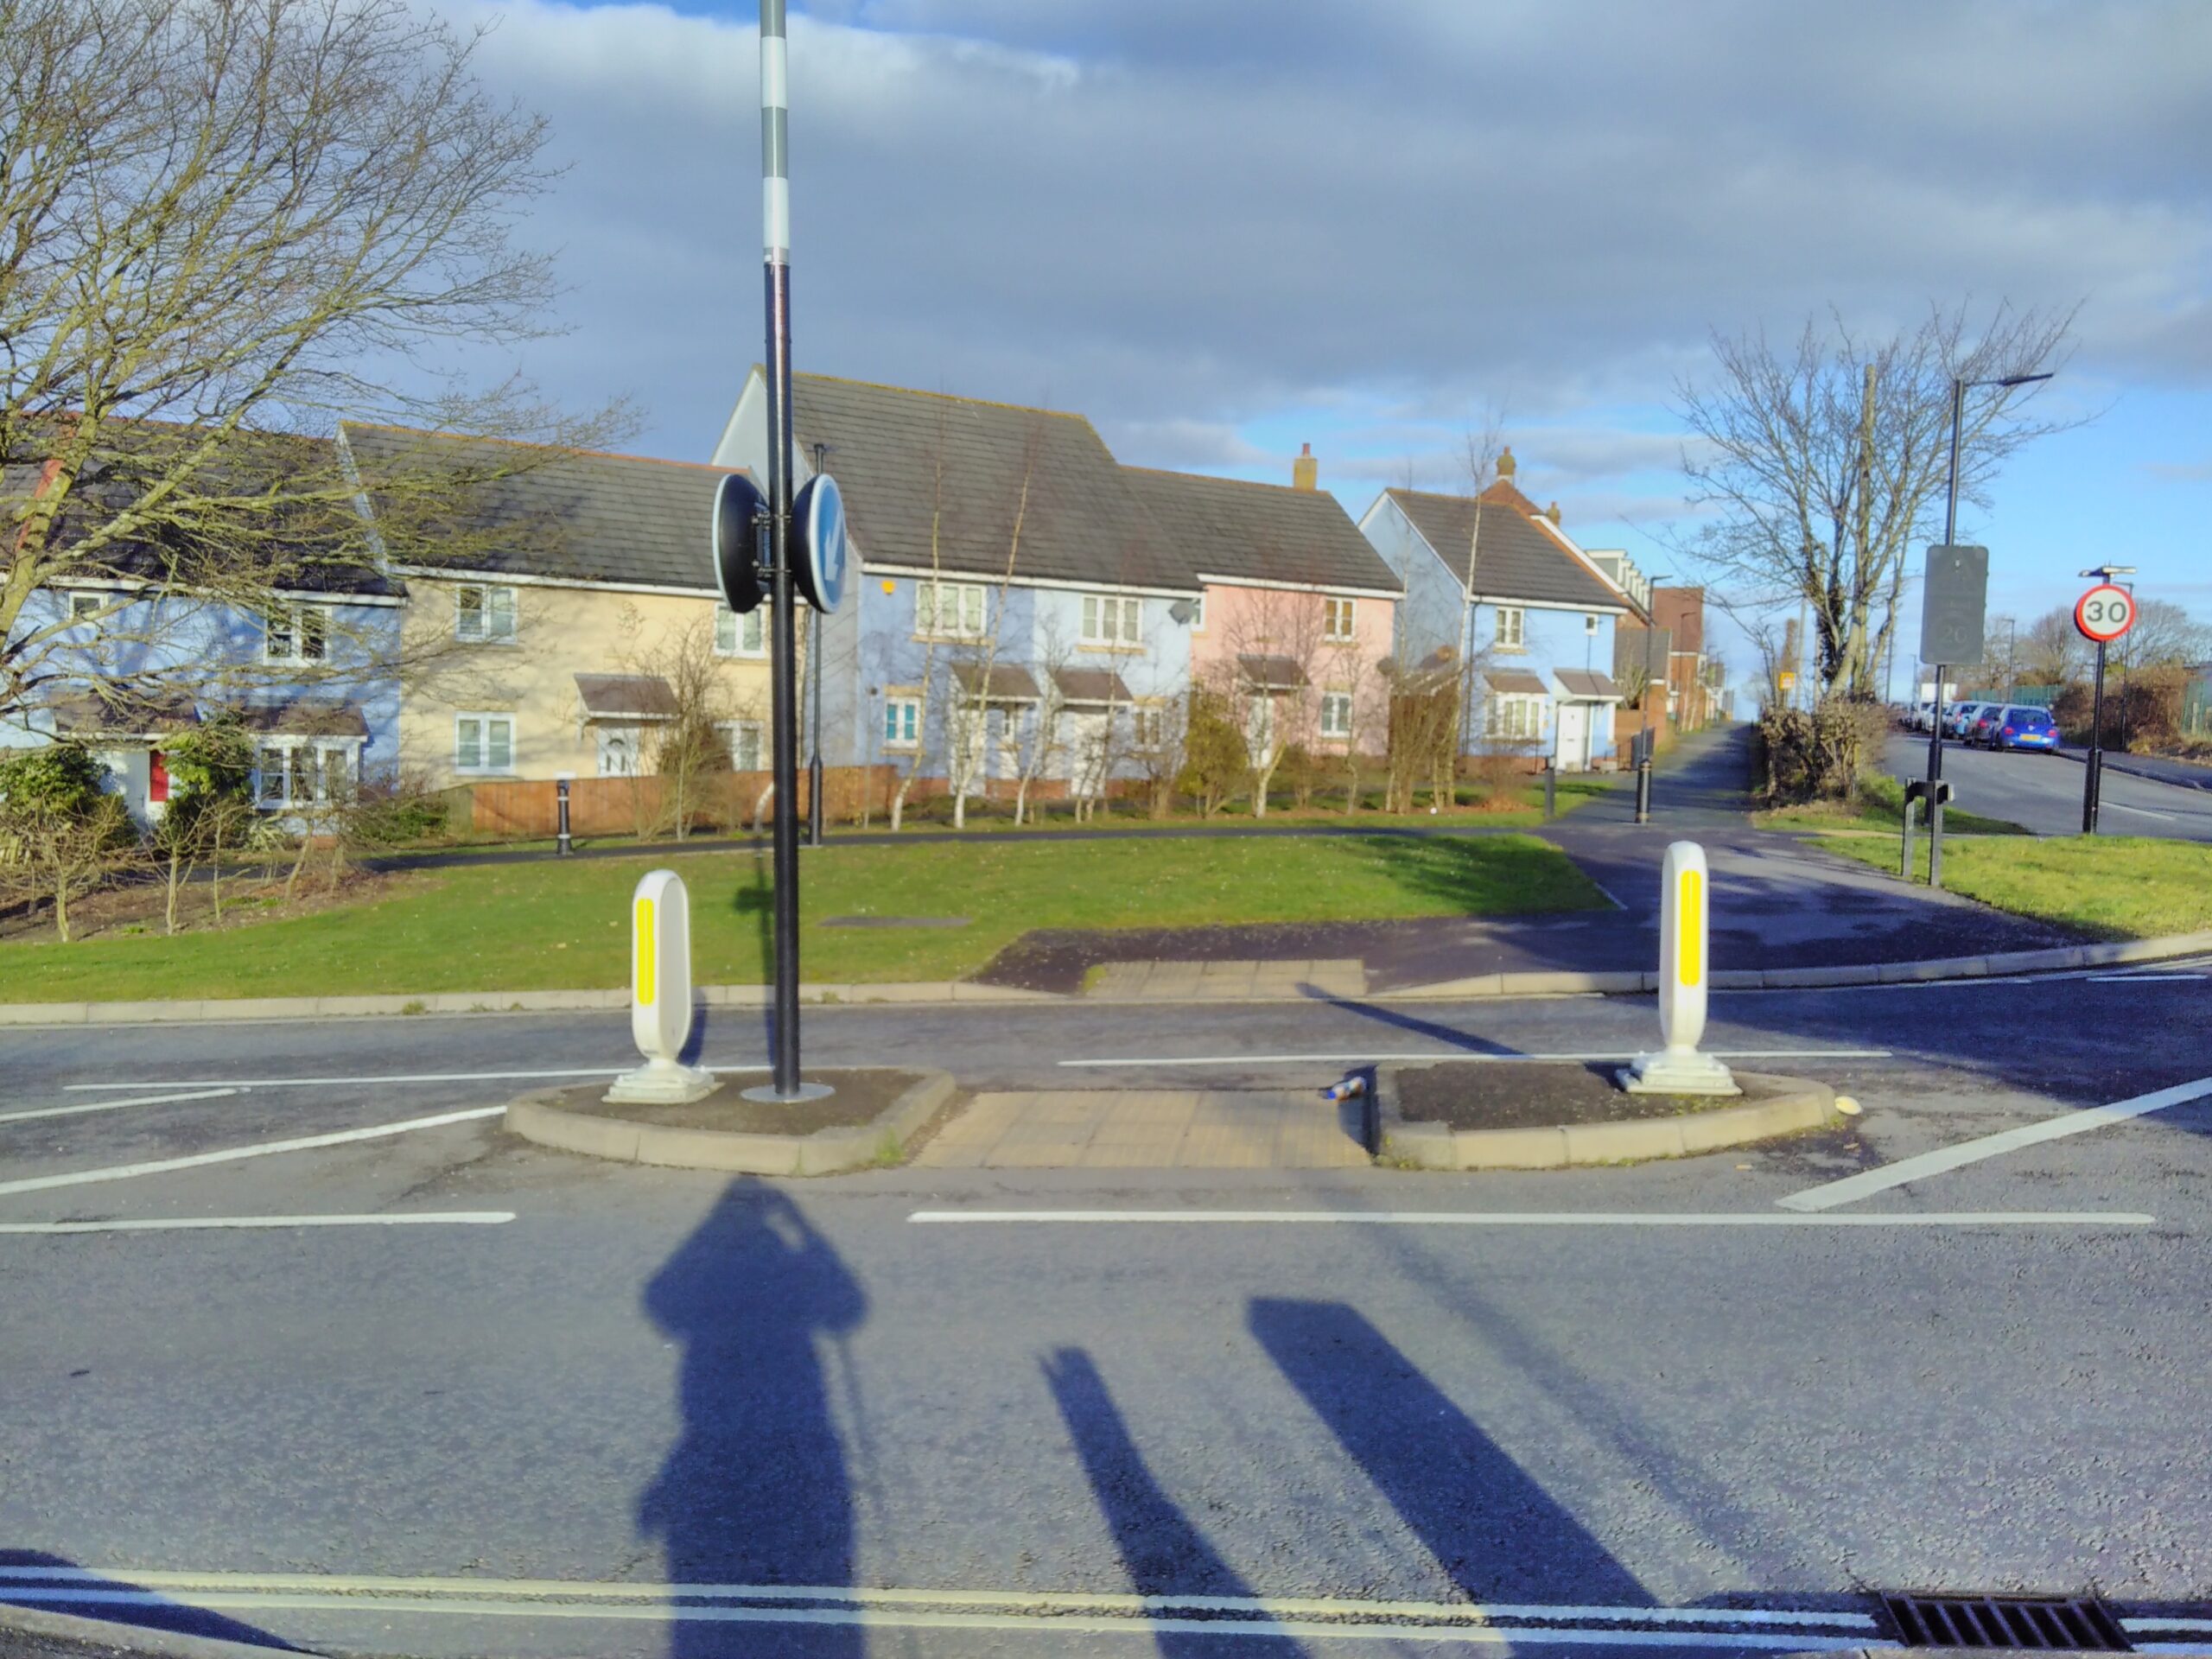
(0, 1213), (514, 1235)
(0, 1088), (238, 1125)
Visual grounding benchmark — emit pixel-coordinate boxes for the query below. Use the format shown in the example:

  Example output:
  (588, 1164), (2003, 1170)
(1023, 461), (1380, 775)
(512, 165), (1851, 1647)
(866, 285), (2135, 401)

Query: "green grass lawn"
(1811, 833), (2212, 942)
(1756, 772), (2028, 837)
(0, 833), (1608, 1002)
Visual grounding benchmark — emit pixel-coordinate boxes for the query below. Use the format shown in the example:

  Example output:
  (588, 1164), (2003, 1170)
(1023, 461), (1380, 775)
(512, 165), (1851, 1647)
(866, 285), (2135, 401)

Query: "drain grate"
(1882, 1593), (2131, 1650)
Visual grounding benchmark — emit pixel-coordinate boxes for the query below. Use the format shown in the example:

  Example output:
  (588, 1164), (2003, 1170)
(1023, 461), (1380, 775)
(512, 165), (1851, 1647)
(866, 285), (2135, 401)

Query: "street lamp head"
(1994, 372), (2055, 389)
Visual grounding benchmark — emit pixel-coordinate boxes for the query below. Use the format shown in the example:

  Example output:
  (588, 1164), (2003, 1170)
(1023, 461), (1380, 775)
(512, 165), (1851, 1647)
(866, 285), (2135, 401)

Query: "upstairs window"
(454, 584), (518, 643)
(1323, 598), (1357, 642)
(1494, 606), (1525, 651)
(715, 603), (767, 658)
(1082, 594), (1141, 647)
(68, 594), (103, 626)
(264, 603), (327, 665)
(917, 582), (986, 639)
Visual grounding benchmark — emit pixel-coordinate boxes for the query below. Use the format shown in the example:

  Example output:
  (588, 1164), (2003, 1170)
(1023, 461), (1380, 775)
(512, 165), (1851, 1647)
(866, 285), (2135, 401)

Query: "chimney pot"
(1546, 500), (1561, 524)
(1292, 442), (1319, 492)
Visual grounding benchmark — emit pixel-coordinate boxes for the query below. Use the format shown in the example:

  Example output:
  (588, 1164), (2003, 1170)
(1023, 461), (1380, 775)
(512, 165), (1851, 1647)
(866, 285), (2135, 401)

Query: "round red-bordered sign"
(2075, 584), (2136, 644)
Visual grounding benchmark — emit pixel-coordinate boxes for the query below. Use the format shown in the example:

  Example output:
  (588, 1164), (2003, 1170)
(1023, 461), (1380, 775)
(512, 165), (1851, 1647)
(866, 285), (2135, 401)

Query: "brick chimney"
(1292, 442), (1318, 491)
(1546, 500), (1561, 524)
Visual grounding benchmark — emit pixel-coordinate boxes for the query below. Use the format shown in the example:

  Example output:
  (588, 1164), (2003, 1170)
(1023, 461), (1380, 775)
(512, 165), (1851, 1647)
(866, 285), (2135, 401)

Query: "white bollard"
(1618, 841), (1739, 1096)
(604, 869), (717, 1105)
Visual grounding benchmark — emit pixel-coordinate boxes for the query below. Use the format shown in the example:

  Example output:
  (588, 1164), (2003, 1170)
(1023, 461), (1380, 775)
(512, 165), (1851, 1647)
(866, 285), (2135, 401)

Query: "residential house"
(341, 424), (776, 789)
(1122, 444), (1402, 762)
(3, 429), (402, 823)
(711, 372), (1198, 798)
(1649, 585), (1717, 731)
(1357, 449), (1634, 770)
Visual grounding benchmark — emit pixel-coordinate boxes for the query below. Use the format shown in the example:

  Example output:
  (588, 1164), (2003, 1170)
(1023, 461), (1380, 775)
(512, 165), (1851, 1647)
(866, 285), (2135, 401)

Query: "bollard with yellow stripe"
(604, 869), (717, 1105)
(1618, 841), (1740, 1096)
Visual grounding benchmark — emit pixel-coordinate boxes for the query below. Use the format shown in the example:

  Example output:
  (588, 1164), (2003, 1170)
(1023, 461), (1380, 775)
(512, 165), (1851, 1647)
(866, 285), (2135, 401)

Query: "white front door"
(1063, 711), (1108, 797)
(597, 725), (644, 778)
(1555, 702), (1590, 772)
(995, 709), (1025, 781)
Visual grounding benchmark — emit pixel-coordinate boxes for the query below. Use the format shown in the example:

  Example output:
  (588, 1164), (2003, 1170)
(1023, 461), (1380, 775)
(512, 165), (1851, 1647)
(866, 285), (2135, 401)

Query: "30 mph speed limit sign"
(2074, 584), (2136, 644)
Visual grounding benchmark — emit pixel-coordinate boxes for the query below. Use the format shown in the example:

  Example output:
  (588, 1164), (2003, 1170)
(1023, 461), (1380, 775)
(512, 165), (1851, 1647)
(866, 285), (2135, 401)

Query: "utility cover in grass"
(537, 1070), (926, 1136)
(1395, 1062), (1814, 1131)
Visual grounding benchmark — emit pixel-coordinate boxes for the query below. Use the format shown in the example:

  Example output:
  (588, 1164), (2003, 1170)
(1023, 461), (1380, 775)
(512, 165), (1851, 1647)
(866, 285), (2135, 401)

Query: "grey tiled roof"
(789, 376), (1191, 592)
(1053, 667), (1133, 704)
(575, 674), (679, 720)
(1383, 490), (1626, 611)
(950, 663), (1040, 702)
(1483, 668), (1550, 696)
(1238, 653), (1311, 690)
(234, 696), (372, 738)
(1120, 468), (1402, 594)
(342, 423), (737, 592)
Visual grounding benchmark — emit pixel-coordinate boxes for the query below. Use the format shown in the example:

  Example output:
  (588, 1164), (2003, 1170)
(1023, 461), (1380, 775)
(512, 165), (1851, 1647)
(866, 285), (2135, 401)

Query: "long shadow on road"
(639, 1179), (867, 1659)
(0, 1552), (303, 1650)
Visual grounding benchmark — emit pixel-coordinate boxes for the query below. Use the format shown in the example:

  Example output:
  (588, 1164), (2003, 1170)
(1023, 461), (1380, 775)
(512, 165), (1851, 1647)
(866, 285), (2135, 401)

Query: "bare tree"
(1675, 302), (2082, 702)
(1217, 585), (1328, 818)
(2118, 599), (2209, 670)
(1127, 684), (1187, 820)
(2, 0), (615, 728)
(2020, 604), (2090, 686)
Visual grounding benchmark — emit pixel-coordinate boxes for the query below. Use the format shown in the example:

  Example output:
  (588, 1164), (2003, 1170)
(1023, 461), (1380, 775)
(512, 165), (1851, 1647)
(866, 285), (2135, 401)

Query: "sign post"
(1919, 545), (1987, 888)
(1619, 842), (1739, 1096)
(2074, 573), (2137, 835)
(606, 870), (715, 1103)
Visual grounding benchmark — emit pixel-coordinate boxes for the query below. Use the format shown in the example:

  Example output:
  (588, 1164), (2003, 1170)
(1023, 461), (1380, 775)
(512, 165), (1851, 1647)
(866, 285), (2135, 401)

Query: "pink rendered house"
(1123, 447), (1402, 759)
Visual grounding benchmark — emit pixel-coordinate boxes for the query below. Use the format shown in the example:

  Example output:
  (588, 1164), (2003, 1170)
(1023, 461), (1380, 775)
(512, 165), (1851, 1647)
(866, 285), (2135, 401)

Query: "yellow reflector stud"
(1678, 868), (1701, 986)
(636, 898), (657, 1006)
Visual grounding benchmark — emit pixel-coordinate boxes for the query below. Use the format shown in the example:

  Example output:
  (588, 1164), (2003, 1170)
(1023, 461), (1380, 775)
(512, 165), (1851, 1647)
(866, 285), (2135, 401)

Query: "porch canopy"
(950, 663), (1039, 704)
(1052, 667), (1132, 706)
(1552, 668), (1624, 702)
(42, 688), (200, 744)
(232, 696), (371, 739)
(1481, 668), (1550, 696)
(574, 673), (679, 722)
(1237, 653), (1310, 692)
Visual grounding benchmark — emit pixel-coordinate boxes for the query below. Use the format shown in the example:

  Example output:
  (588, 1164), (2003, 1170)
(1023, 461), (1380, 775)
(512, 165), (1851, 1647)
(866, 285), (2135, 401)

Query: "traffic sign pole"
(1926, 661), (1947, 887)
(2072, 578), (2137, 838)
(2084, 640), (2107, 835)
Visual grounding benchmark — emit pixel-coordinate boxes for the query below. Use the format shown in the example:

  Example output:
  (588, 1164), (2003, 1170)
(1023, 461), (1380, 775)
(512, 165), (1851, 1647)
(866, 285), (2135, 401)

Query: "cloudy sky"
(435, 0), (2212, 693)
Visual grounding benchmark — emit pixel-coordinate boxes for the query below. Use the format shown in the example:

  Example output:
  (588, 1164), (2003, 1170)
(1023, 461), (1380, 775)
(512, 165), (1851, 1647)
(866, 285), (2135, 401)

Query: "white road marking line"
(2105, 800), (2180, 821)
(1058, 1049), (1891, 1069)
(908, 1210), (2151, 1228)
(0, 1106), (504, 1198)
(0, 1568), (1878, 1630)
(0, 1087), (238, 1125)
(62, 1065), (765, 1092)
(1777, 1073), (2212, 1212)
(0, 1212), (514, 1236)
(0, 1590), (1877, 1648)
(2132, 1622), (2212, 1635)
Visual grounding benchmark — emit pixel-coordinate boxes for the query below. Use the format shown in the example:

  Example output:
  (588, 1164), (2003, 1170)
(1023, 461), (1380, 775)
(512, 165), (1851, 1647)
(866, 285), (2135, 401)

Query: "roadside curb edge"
(0, 1599), (308, 1659)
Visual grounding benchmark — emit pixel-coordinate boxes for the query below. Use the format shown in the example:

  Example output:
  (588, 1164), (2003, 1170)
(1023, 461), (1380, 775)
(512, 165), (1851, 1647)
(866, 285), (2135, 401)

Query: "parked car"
(1968, 706), (2005, 746)
(1986, 704), (2059, 752)
(1943, 701), (1987, 740)
(1907, 700), (1936, 732)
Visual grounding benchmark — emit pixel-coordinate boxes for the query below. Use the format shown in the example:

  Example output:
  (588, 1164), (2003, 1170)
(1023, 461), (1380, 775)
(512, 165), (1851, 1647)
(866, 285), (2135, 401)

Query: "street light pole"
(1923, 368), (2051, 887)
(760, 0), (804, 1098)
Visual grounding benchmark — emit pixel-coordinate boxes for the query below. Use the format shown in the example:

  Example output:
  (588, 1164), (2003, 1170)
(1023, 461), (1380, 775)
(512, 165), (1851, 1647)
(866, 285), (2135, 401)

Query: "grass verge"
(1756, 772), (2028, 837)
(0, 832), (1607, 1002)
(1810, 834), (2212, 941)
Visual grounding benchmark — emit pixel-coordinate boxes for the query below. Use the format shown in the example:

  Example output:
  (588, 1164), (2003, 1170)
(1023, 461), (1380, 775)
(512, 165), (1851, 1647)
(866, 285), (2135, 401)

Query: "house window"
(1082, 594), (1141, 647)
(253, 741), (355, 807)
(454, 583), (518, 643)
(454, 713), (515, 774)
(1131, 706), (1164, 747)
(883, 696), (920, 749)
(264, 603), (327, 664)
(715, 603), (767, 658)
(1192, 594), (1206, 632)
(1323, 598), (1357, 642)
(1487, 694), (1544, 741)
(68, 594), (102, 625)
(1494, 607), (1525, 650)
(721, 720), (765, 771)
(1319, 690), (1353, 739)
(917, 582), (985, 639)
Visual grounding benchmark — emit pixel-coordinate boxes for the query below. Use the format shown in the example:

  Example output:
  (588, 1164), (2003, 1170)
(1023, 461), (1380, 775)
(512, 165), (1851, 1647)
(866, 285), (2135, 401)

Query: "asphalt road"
(3, 979), (2211, 1659)
(1883, 734), (2212, 841)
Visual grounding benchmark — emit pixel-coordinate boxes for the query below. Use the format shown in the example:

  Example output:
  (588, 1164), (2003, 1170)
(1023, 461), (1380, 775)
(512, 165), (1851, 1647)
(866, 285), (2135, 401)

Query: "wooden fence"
(463, 766), (906, 839)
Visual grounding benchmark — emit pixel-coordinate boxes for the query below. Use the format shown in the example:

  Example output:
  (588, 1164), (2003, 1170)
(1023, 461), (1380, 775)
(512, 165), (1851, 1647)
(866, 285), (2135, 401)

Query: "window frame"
(715, 602), (768, 658)
(1493, 606), (1526, 651)
(719, 718), (766, 771)
(454, 582), (518, 645)
(1130, 705), (1165, 749)
(67, 593), (103, 625)
(454, 711), (517, 776)
(252, 738), (359, 809)
(263, 601), (329, 666)
(882, 696), (922, 750)
(1486, 692), (1545, 741)
(916, 582), (987, 640)
(1323, 597), (1357, 643)
(1080, 593), (1142, 649)
(1319, 690), (1354, 739)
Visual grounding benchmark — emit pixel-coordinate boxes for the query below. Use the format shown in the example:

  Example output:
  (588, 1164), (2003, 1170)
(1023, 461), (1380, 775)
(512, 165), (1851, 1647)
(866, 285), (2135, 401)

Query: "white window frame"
(1319, 690), (1354, 739)
(264, 602), (329, 666)
(454, 712), (516, 775)
(1323, 597), (1357, 643)
(883, 696), (921, 750)
(1080, 593), (1142, 649)
(1494, 606), (1525, 651)
(454, 583), (518, 644)
(720, 718), (766, 771)
(1130, 705), (1165, 748)
(67, 594), (103, 625)
(1486, 693), (1544, 741)
(1191, 594), (1206, 632)
(715, 603), (767, 658)
(253, 739), (359, 809)
(917, 582), (986, 640)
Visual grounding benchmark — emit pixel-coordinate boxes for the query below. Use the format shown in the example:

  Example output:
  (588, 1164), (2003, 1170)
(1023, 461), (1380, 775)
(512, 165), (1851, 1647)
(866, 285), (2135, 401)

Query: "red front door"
(149, 750), (170, 804)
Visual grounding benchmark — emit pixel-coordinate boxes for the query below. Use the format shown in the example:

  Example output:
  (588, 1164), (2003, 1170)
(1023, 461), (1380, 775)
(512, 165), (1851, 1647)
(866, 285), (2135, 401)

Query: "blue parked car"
(1981, 703), (2058, 752)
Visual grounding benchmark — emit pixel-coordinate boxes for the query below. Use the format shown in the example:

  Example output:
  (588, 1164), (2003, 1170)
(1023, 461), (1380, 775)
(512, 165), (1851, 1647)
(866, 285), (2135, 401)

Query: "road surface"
(1884, 734), (2212, 841)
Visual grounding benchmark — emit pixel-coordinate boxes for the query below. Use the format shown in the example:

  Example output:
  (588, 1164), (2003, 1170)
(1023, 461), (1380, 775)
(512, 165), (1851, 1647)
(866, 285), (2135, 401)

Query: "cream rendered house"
(342, 424), (779, 787)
